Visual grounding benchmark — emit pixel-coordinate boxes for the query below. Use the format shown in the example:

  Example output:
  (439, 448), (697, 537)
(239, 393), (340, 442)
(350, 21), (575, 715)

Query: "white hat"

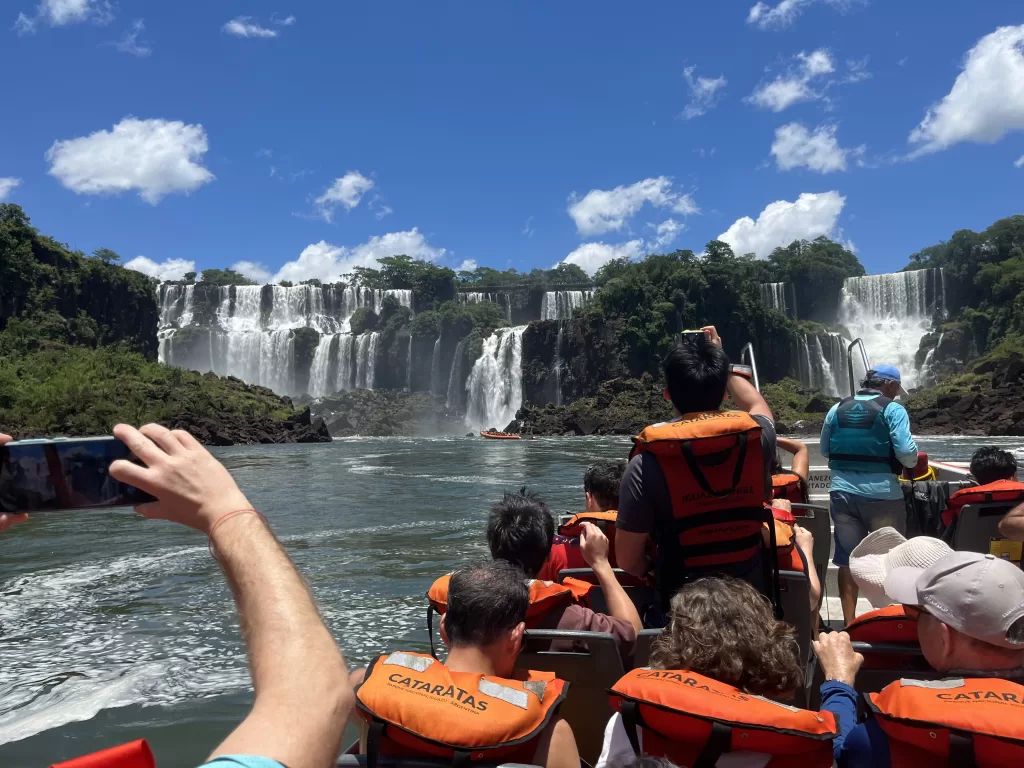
(848, 528), (953, 609)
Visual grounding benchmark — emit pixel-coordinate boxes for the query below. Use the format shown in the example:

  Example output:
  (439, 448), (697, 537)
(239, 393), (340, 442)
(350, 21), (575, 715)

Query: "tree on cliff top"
(200, 268), (256, 286)
(91, 248), (122, 264)
(767, 236), (864, 323)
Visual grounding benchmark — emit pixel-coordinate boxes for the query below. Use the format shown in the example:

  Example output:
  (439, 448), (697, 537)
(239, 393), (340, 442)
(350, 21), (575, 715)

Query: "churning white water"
(464, 326), (527, 430)
(839, 269), (945, 389)
(157, 284), (411, 396)
(540, 291), (593, 321)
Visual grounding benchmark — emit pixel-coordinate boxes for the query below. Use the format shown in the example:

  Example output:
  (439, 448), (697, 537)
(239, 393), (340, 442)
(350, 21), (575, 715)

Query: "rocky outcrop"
(907, 353), (1024, 435)
(166, 404), (331, 445)
(310, 389), (463, 437)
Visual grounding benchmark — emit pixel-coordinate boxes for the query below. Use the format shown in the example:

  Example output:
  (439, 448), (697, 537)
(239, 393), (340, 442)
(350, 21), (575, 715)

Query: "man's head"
(862, 365), (907, 400)
(443, 561), (529, 674)
(584, 461), (625, 512)
(884, 551), (1024, 673)
(970, 446), (1019, 485)
(662, 336), (731, 414)
(486, 489), (553, 578)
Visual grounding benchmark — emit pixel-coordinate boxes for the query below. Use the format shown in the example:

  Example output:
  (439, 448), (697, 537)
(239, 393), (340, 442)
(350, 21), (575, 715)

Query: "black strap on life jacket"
(367, 714), (471, 768)
(621, 700), (643, 757)
(620, 698), (733, 767)
(679, 434), (748, 498)
(949, 730), (977, 768)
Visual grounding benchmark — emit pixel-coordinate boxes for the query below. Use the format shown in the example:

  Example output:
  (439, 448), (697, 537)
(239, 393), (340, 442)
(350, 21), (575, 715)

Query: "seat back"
(337, 756), (540, 768)
(952, 502), (1016, 555)
(790, 503), (832, 575)
(633, 628), (662, 669)
(778, 569), (813, 668)
(806, 641), (938, 709)
(513, 629), (624, 765)
(556, 568), (655, 617)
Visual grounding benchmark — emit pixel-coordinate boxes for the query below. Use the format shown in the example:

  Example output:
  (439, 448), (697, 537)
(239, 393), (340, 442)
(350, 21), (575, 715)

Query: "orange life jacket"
(356, 651), (567, 764)
(608, 668), (837, 767)
(426, 574), (594, 656)
(866, 677), (1024, 766)
(942, 479), (1024, 528)
(772, 473), (806, 504)
(51, 740), (155, 768)
(845, 605), (924, 670)
(766, 506), (807, 574)
(557, 510), (619, 567)
(632, 413), (775, 596)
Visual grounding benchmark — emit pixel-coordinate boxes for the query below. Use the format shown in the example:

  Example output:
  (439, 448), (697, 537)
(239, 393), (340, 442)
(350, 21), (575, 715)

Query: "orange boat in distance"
(480, 431), (522, 440)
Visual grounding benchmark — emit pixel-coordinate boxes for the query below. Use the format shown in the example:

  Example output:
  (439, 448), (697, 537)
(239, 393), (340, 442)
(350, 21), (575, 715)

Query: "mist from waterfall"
(157, 283), (410, 396)
(839, 269), (945, 390)
(540, 291), (593, 321)
(465, 326), (527, 431)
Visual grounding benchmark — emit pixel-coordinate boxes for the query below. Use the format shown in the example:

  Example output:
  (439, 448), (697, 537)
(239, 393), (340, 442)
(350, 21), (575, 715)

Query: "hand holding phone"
(109, 423), (253, 534)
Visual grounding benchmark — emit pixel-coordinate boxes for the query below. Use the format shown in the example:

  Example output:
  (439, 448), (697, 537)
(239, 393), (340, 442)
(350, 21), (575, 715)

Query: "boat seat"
(337, 757), (540, 768)
(556, 568), (654, 617)
(951, 502), (1017, 555)
(790, 503), (832, 577)
(632, 628), (662, 669)
(778, 569), (813, 667)
(514, 629), (624, 766)
(806, 641), (938, 709)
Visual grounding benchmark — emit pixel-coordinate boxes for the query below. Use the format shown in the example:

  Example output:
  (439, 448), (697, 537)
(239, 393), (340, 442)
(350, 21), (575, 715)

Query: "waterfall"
(465, 326), (527, 430)
(815, 336), (838, 397)
(446, 340), (467, 410)
(429, 336), (442, 397)
(553, 325), (564, 407)
(540, 290), (593, 321)
(760, 282), (796, 319)
(405, 335), (413, 391)
(156, 281), (411, 395)
(458, 292), (512, 321)
(921, 332), (944, 386)
(792, 331), (847, 398)
(839, 268), (946, 390)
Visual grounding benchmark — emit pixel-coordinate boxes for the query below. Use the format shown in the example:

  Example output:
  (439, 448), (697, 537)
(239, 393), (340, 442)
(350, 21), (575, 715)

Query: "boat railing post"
(846, 338), (870, 396)
(740, 343), (760, 392)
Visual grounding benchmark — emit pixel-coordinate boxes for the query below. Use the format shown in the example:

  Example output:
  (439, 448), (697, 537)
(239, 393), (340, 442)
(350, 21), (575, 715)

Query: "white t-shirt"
(596, 714), (772, 768)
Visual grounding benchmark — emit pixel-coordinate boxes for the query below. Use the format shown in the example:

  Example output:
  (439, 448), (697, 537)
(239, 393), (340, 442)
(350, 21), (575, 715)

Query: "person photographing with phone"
(614, 326), (780, 623)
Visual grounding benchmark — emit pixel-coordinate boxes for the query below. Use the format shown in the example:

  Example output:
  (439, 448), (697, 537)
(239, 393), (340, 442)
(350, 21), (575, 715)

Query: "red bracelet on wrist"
(207, 508), (267, 559)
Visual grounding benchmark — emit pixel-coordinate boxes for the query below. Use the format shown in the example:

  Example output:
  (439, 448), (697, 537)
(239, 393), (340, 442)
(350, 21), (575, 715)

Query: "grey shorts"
(831, 491), (906, 567)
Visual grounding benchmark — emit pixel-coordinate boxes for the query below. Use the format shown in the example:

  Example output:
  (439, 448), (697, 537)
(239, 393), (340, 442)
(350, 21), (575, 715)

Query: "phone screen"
(0, 437), (155, 513)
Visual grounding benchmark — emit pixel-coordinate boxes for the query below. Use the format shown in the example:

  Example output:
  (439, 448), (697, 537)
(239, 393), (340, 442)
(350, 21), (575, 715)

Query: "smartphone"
(681, 330), (705, 341)
(0, 437), (155, 513)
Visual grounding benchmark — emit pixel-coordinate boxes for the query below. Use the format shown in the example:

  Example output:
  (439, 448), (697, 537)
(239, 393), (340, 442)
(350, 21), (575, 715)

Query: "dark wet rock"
(310, 388), (464, 437)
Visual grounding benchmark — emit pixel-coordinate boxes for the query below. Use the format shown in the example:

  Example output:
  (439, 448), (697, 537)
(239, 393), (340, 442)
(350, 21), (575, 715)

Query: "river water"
(2, 435), (1022, 767)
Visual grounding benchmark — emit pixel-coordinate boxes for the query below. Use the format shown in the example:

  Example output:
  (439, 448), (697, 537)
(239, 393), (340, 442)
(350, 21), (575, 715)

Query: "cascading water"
(464, 326), (527, 430)
(793, 332), (848, 398)
(458, 292), (512, 322)
(540, 291), (593, 321)
(839, 269), (945, 390)
(920, 332), (944, 386)
(405, 335), (413, 391)
(760, 282), (796, 319)
(446, 340), (468, 410)
(429, 336), (442, 397)
(553, 325), (564, 407)
(157, 282), (411, 395)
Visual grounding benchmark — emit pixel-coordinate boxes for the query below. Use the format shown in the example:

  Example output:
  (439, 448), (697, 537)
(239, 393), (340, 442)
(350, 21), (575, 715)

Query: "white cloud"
(258, 229), (445, 284)
(223, 16), (277, 38)
(681, 66), (727, 120)
(46, 117), (215, 204)
(457, 259), (478, 272)
(908, 25), (1024, 158)
(231, 260), (273, 283)
(112, 19), (150, 57)
(746, 0), (854, 30)
(771, 123), (862, 172)
(522, 216), (535, 238)
(375, 204), (393, 220)
(562, 239), (645, 276)
(650, 219), (684, 249)
(0, 177), (21, 200)
(1016, 155), (1024, 168)
(748, 49), (835, 112)
(567, 177), (699, 237)
(14, 0), (112, 33)
(718, 191), (846, 258)
(124, 256), (196, 281)
(271, 13), (296, 26)
(314, 172), (375, 222)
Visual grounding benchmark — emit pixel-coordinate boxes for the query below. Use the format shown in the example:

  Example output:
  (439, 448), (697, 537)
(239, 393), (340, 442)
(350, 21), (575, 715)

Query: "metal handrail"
(847, 338), (870, 395)
(740, 342), (761, 392)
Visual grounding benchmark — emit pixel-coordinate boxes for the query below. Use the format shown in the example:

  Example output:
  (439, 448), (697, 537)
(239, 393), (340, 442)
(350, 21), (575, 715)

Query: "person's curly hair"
(649, 576), (803, 696)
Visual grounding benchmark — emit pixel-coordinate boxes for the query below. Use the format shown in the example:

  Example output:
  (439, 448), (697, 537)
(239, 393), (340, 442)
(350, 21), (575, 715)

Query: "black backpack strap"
(620, 701), (643, 757)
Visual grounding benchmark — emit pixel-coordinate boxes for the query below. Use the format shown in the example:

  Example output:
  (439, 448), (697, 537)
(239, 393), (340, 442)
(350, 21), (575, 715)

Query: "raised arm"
(0, 433), (29, 532)
(777, 436), (809, 481)
(110, 424), (353, 768)
(580, 523), (643, 635)
(702, 326), (773, 421)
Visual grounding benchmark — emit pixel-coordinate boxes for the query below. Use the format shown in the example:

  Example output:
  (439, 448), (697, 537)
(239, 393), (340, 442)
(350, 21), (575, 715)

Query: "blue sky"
(2, 1), (1023, 282)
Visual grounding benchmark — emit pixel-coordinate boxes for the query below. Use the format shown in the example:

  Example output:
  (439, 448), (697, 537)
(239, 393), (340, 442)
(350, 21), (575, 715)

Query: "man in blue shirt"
(820, 365), (918, 625)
